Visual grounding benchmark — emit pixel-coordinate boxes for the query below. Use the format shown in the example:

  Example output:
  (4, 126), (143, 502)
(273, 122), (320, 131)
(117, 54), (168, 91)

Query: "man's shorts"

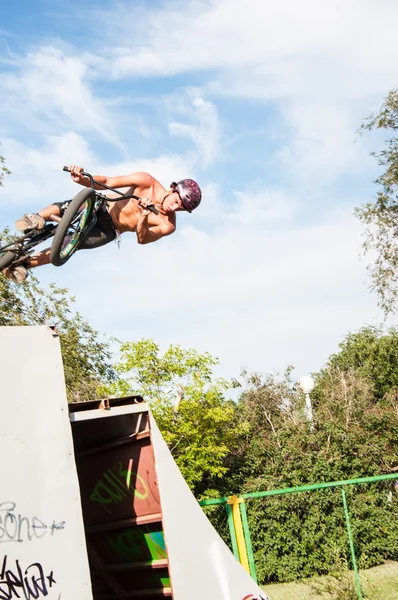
(53, 201), (117, 250)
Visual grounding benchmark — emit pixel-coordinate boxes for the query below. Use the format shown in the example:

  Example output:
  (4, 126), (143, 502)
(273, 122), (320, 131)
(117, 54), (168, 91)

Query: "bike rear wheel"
(50, 188), (96, 266)
(0, 251), (18, 272)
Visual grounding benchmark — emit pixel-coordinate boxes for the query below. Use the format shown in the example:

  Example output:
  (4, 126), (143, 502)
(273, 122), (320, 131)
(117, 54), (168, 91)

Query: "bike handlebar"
(62, 166), (159, 215)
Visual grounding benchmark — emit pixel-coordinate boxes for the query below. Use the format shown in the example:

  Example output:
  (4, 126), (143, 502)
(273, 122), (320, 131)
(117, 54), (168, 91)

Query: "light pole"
(297, 375), (315, 431)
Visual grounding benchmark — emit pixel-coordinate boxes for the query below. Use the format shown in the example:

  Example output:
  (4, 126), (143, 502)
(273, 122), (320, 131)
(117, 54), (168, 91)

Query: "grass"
(262, 561), (398, 600)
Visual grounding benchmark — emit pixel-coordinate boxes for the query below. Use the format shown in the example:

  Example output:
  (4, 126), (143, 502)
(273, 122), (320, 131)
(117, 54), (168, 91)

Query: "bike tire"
(50, 188), (96, 267)
(0, 251), (18, 272)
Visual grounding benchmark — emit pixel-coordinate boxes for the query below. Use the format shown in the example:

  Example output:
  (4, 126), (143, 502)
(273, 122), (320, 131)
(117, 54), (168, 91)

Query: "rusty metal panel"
(70, 401), (172, 600)
(77, 433), (161, 525)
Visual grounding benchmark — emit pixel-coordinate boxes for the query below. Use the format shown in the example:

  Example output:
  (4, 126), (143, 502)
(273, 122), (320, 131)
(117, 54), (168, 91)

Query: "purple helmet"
(173, 179), (202, 213)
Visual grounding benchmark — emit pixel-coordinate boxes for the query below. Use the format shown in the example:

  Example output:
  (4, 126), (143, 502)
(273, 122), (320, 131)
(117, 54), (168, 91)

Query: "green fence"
(200, 473), (398, 600)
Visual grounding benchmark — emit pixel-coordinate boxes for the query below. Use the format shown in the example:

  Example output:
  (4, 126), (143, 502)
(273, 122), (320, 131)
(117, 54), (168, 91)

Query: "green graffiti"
(107, 527), (167, 562)
(147, 572), (170, 587)
(89, 461), (149, 509)
(145, 530), (167, 560)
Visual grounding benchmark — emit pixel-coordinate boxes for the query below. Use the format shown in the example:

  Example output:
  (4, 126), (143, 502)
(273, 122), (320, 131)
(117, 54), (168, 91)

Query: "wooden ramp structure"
(70, 398), (171, 599)
(0, 325), (269, 600)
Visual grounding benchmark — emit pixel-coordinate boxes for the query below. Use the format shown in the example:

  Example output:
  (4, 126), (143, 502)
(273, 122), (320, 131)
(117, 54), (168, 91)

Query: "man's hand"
(137, 198), (155, 216)
(69, 164), (86, 184)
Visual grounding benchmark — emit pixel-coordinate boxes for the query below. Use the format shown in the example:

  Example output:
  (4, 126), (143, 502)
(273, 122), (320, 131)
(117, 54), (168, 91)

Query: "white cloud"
(1, 46), (120, 147)
(96, 0), (398, 182)
(168, 96), (221, 168)
(276, 103), (363, 184)
(1, 133), (96, 207)
(103, 0), (398, 100)
(230, 189), (297, 225)
(99, 154), (195, 190)
(4, 1), (394, 185)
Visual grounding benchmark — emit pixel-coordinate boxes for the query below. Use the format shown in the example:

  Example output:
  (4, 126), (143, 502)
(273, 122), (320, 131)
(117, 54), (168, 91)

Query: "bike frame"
(0, 225), (57, 266)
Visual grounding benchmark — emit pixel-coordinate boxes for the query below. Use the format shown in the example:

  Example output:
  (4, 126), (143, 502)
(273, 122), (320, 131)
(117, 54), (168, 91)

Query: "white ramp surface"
(150, 415), (270, 600)
(0, 326), (92, 599)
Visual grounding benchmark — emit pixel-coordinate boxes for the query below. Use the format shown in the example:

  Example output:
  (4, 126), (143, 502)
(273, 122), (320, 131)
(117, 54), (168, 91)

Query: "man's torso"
(106, 177), (176, 234)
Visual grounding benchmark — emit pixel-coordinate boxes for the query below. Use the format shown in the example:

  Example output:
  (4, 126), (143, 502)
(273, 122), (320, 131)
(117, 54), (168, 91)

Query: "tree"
(315, 325), (398, 401)
(356, 88), (398, 314)
(0, 229), (116, 401)
(0, 143), (11, 187)
(103, 338), (248, 495)
(235, 362), (398, 584)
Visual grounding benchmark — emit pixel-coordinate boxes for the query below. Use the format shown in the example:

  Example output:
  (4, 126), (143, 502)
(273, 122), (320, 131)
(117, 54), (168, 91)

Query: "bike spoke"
(57, 195), (94, 262)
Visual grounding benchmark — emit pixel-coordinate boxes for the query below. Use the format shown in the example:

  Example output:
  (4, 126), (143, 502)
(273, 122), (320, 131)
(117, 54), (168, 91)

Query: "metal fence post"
(227, 495), (251, 574)
(225, 501), (240, 561)
(341, 487), (363, 600)
(239, 498), (258, 583)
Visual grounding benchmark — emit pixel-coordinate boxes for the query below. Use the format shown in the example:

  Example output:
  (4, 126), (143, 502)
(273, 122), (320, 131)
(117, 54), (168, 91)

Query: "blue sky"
(1, 0), (397, 382)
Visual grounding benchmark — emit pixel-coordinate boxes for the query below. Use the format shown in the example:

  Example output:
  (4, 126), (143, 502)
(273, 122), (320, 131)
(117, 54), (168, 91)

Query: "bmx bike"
(0, 167), (159, 273)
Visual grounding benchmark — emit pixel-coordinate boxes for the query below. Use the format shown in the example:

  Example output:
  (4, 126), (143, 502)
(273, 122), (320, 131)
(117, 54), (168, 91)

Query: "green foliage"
(0, 229), (115, 401)
(103, 338), (249, 494)
(0, 144), (11, 187)
(248, 491), (347, 583)
(356, 88), (398, 314)
(309, 553), (386, 600)
(310, 556), (359, 600)
(316, 325), (398, 400)
(248, 483), (398, 585)
(104, 338), (219, 399)
(157, 391), (247, 494)
(234, 367), (312, 490)
(232, 354), (398, 585)
(263, 561), (398, 600)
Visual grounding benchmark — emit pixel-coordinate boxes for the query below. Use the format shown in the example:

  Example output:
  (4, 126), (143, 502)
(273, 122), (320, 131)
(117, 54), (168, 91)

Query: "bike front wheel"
(50, 188), (96, 267)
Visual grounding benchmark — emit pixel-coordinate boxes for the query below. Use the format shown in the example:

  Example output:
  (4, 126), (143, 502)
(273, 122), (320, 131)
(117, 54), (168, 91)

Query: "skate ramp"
(0, 325), (269, 600)
(69, 397), (270, 600)
(0, 325), (93, 599)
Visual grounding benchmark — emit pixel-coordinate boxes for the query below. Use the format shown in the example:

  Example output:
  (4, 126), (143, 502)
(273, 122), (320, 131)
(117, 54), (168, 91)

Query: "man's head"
(162, 179), (202, 213)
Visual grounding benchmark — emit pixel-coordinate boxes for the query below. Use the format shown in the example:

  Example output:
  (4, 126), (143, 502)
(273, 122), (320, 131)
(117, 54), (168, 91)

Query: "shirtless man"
(5, 165), (202, 282)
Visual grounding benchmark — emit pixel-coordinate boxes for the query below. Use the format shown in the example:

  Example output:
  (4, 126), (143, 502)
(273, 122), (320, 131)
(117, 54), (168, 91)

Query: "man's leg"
(4, 204), (65, 281)
(17, 204), (65, 268)
(27, 205), (116, 266)
(38, 204), (67, 221)
(2, 247), (51, 282)
(28, 248), (51, 268)
(4, 202), (116, 282)
(16, 204), (63, 232)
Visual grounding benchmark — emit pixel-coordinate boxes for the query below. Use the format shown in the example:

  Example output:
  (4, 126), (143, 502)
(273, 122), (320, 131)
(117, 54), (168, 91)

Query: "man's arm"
(69, 165), (154, 191)
(136, 213), (175, 245)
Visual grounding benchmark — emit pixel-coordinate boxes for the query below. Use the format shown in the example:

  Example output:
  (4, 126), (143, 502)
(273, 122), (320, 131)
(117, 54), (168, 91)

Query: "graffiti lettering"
(0, 503), (65, 544)
(107, 527), (166, 562)
(0, 555), (57, 599)
(89, 462), (148, 512)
